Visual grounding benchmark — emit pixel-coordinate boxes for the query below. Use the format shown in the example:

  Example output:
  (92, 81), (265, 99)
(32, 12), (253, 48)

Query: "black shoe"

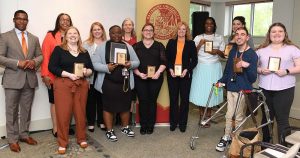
(52, 129), (57, 137)
(88, 126), (95, 132)
(140, 127), (147, 135)
(170, 125), (177, 131)
(179, 126), (186, 133)
(146, 127), (154, 134)
(69, 128), (75, 135)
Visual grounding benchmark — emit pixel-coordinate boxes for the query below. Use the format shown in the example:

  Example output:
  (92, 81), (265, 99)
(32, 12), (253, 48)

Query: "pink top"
(257, 45), (300, 90)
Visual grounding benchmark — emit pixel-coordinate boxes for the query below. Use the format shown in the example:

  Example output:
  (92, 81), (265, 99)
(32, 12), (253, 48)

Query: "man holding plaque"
(215, 27), (257, 152)
(48, 27), (93, 154)
(166, 22), (198, 132)
(133, 23), (166, 135)
(257, 23), (300, 143)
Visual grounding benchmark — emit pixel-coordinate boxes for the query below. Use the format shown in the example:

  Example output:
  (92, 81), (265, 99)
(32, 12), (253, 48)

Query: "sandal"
(58, 147), (66, 155)
(78, 142), (88, 148)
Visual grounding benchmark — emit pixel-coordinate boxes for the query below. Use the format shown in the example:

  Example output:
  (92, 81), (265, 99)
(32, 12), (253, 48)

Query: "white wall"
(0, 0), (136, 137)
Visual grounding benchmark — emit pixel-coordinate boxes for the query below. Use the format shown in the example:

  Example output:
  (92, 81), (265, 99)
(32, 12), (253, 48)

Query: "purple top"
(257, 45), (300, 90)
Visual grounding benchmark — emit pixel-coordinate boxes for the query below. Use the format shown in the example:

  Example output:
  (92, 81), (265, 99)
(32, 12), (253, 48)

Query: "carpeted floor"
(0, 104), (299, 158)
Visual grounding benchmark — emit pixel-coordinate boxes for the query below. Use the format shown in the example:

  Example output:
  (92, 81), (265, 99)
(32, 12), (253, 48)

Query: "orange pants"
(53, 77), (89, 147)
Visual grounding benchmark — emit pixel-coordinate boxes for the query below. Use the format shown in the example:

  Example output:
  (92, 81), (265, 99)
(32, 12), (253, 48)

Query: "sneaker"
(121, 126), (135, 137)
(215, 136), (231, 152)
(106, 130), (118, 142)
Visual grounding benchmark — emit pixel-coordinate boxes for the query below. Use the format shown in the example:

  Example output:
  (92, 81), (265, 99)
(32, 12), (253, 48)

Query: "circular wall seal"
(146, 4), (181, 40)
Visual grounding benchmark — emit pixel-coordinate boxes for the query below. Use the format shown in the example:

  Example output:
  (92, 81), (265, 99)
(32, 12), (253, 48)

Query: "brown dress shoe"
(20, 137), (37, 145)
(9, 143), (21, 152)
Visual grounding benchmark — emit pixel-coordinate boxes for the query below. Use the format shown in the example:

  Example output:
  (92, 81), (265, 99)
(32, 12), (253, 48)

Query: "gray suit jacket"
(0, 29), (43, 89)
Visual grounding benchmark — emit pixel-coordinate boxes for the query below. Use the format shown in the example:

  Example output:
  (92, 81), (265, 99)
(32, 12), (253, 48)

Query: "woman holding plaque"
(228, 16), (255, 49)
(48, 26), (93, 154)
(133, 23), (167, 135)
(41, 13), (73, 137)
(189, 17), (225, 128)
(83, 22), (107, 132)
(257, 23), (300, 143)
(166, 21), (198, 132)
(93, 25), (140, 142)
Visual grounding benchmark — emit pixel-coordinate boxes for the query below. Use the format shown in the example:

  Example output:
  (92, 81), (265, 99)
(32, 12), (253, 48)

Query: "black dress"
(102, 41), (132, 113)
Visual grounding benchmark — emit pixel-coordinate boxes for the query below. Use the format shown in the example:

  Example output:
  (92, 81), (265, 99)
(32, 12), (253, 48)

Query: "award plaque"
(116, 52), (126, 65)
(74, 63), (84, 77)
(233, 58), (243, 73)
(147, 66), (156, 78)
(204, 41), (213, 53)
(224, 44), (233, 58)
(174, 64), (182, 76)
(268, 57), (281, 72)
(110, 42), (127, 63)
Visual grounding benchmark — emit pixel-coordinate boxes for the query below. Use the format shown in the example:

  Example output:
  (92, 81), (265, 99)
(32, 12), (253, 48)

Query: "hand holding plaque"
(74, 63), (84, 77)
(204, 41), (213, 53)
(174, 64), (182, 76)
(268, 57), (281, 72)
(147, 66), (156, 78)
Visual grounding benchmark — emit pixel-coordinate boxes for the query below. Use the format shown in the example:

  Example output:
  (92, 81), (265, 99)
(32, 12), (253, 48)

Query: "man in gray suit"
(0, 10), (43, 153)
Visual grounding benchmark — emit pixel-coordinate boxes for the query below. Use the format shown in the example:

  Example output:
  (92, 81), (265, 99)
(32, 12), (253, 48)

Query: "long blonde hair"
(61, 26), (86, 53)
(85, 22), (107, 45)
(257, 22), (298, 50)
(172, 21), (192, 40)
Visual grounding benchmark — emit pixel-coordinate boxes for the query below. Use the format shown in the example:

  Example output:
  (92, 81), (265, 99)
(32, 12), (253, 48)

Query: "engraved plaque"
(117, 52), (126, 65)
(204, 41), (213, 53)
(147, 66), (156, 78)
(268, 57), (281, 72)
(74, 63), (84, 77)
(174, 64), (182, 76)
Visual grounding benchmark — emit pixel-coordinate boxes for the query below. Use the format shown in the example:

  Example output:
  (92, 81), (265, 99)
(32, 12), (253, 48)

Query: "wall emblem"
(146, 4), (181, 40)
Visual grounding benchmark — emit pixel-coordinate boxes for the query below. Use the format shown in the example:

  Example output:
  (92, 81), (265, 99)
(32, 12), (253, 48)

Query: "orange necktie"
(21, 32), (28, 56)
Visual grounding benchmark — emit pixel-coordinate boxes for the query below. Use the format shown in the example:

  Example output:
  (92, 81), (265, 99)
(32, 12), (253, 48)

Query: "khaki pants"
(224, 91), (246, 136)
(54, 77), (89, 147)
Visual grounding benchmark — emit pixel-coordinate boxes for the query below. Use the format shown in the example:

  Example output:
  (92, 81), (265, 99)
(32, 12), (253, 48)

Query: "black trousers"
(135, 77), (163, 128)
(261, 87), (294, 142)
(167, 75), (191, 127)
(86, 84), (103, 126)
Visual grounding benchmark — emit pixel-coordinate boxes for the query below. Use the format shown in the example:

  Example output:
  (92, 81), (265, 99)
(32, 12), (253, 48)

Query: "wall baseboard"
(0, 118), (53, 137)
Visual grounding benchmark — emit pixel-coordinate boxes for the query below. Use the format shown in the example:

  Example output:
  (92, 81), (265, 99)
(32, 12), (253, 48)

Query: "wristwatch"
(286, 69), (290, 75)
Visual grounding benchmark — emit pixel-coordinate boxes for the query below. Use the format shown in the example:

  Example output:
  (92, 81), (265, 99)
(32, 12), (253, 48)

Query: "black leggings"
(261, 87), (294, 142)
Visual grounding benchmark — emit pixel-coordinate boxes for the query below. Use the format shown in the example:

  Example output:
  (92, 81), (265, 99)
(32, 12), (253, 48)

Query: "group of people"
(0, 10), (300, 155)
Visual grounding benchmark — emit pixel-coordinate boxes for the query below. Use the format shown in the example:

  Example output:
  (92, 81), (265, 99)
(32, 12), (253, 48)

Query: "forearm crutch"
(190, 83), (227, 150)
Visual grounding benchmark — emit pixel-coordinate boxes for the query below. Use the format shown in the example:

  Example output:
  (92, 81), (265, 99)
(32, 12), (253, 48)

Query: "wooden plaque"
(224, 44), (233, 58)
(147, 66), (156, 78)
(204, 41), (213, 53)
(174, 64), (182, 76)
(233, 58), (243, 73)
(268, 57), (281, 72)
(116, 52), (126, 65)
(74, 63), (84, 77)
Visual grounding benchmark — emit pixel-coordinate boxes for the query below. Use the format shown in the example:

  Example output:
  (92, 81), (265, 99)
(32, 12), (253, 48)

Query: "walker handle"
(214, 82), (225, 88)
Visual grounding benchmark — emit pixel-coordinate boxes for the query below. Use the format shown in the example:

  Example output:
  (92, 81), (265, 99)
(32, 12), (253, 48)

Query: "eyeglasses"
(143, 29), (154, 32)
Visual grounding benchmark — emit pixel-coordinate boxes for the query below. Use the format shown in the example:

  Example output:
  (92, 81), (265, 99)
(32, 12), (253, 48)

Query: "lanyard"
(235, 44), (249, 60)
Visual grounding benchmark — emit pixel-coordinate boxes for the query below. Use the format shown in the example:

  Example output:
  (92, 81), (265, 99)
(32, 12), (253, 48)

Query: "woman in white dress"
(189, 17), (225, 127)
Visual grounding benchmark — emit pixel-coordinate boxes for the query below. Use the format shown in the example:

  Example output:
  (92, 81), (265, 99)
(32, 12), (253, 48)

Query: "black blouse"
(48, 46), (94, 77)
(133, 41), (167, 74)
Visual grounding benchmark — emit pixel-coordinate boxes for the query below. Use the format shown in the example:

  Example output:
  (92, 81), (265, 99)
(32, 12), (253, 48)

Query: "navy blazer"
(165, 38), (198, 77)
